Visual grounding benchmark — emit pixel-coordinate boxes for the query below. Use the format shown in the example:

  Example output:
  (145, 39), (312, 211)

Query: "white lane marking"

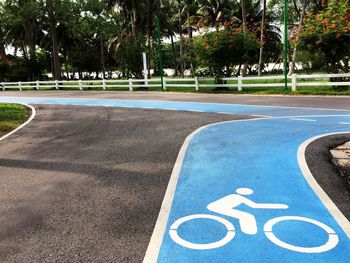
(0, 103), (36, 142)
(290, 118), (317, 122)
(251, 114), (272, 118)
(339, 122), (350, 125)
(298, 133), (350, 239)
(188, 110), (204, 113)
(218, 112), (235, 115)
(142, 107), (154, 109)
(164, 108), (179, 111)
(119, 106), (134, 108)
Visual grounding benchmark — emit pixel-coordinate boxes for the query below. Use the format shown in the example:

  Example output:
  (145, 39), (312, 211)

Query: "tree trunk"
(241, 0), (248, 76)
(258, 0), (266, 76)
(170, 35), (178, 76)
(179, 2), (184, 77)
(100, 36), (106, 79)
(146, 1), (152, 78)
(131, 0), (137, 36)
(47, 1), (61, 80)
(187, 9), (195, 76)
(288, 0), (307, 75)
(0, 44), (12, 65)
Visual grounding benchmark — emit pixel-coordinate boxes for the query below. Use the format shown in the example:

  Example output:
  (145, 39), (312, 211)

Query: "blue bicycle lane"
(1, 96), (350, 262)
(155, 116), (350, 263)
(1, 96), (350, 117)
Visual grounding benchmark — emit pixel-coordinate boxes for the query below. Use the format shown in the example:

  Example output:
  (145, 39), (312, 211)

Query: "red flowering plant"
(193, 26), (259, 84)
(297, 0), (350, 73)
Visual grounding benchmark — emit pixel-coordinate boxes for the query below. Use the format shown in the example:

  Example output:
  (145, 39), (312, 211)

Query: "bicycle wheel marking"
(264, 216), (339, 253)
(169, 214), (235, 250)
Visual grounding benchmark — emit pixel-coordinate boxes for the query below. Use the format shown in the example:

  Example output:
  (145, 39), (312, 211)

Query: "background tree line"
(0, 0), (349, 82)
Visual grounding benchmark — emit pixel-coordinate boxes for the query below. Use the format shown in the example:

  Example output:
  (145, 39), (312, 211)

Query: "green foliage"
(193, 27), (259, 79)
(114, 35), (146, 78)
(298, 0), (350, 73)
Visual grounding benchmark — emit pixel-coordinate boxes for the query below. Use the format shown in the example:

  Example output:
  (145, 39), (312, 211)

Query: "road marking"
(188, 110), (204, 113)
(144, 116), (350, 262)
(218, 112), (235, 115)
(142, 107), (154, 109)
(264, 216), (339, 253)
(339, 122), (350, 125)
(0, 103), (36, 142)
(164, 108), (179, 111)
(251, 114), (272, 118)
(143, 117), (274, 263)
(290, 118), (317, 122)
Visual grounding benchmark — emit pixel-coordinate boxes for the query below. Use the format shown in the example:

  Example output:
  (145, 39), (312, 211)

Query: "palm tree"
(258, 0), (266, 76)
(288, 0), (307, 75)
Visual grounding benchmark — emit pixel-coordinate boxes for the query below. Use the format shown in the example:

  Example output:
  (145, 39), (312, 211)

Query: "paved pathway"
(0, 96), (349, 262)
(153, 115), (350, 263)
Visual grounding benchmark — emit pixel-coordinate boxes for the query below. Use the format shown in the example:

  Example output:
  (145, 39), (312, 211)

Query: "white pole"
(142, 52), (148, 86)
(292, 74), (297, 91)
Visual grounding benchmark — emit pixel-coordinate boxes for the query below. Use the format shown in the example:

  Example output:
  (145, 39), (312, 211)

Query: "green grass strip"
(0, 104), (29, 136)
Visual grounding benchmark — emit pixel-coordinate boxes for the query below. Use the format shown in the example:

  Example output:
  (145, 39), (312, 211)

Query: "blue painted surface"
(158, 116), (350, 262)
(1, 96), (350, 117)
(1, 96), (349, 261)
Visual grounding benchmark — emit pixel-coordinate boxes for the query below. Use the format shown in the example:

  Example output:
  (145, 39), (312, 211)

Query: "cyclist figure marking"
(207, 188), (288, 235)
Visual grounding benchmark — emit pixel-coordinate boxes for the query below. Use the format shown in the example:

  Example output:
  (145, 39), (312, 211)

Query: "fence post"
(1, 82), (4, 91)
(102, 79), (106, 90)
(79, 80), (83, 90)
(163, 77), (167, 91)
(292, 74), (297, 91)
(55, 80), (59, 90)
(36, 80), (40, 90)
(128, 79), (133, 91)
(19, 81), (22, 91)
(195, 77), (199, 91)
(238, 76), (243, 91)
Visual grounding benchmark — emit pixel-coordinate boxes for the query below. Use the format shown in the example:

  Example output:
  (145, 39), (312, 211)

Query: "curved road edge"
(143, 117), (265, 263)
(0, 103), (36, 142)
(298, 132), (350, 238)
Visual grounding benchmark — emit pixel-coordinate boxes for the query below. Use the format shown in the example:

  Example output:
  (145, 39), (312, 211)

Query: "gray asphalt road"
(0, 105), (249, 262)
(1, 91), (350, 110)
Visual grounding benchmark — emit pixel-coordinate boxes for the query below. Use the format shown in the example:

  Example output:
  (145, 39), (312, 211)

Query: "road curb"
(298, 133), (350, 238)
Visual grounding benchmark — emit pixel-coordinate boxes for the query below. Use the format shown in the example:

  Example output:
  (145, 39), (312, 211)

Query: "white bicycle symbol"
(169, 188), (339, 253)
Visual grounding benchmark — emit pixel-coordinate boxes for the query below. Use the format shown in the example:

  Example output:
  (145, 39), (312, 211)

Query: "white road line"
(218, 112), (235, 115)
(290, 118), (317, 122)
(0, 103), (36, 142)
(119, 106), (134, 108)
(142, 107), (154, 109)
(251, 114), (272, 118)
(164, 108), (179, 111)
(188, 110), (204, 113)
(339, 122), (350, 125)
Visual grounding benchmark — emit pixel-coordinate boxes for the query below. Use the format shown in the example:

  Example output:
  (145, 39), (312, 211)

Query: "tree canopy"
(0, 0), (348, 81)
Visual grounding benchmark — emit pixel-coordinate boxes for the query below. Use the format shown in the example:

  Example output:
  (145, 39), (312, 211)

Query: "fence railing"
(1, 73), (350, 92)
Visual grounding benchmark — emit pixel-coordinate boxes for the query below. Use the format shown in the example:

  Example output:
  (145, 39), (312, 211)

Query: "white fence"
(1, 73), (350, 92)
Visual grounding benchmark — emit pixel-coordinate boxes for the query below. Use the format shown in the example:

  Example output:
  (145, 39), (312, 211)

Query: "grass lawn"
(0, 104), (29, 137)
